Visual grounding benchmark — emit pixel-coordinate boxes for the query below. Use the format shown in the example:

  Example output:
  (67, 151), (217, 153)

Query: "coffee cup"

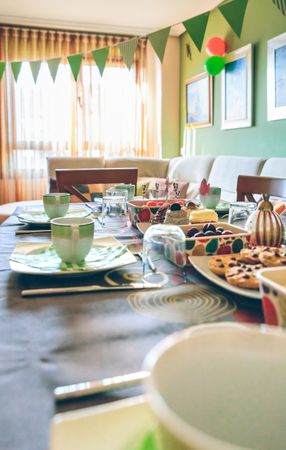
(200, 187), (221, 209)
(43, 193), (70, 219)
(144, 322), (286, 450)
(51, 217), (94, 264)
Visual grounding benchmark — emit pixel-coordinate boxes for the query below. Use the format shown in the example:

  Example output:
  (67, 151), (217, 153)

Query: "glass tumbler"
(101, 195), (127, 229)
(228, 202), (257, 228)
(142, 224), (186, 284)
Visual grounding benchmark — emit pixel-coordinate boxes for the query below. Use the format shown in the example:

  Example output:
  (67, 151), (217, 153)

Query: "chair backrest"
(56, 168), (138, 202)
(237, 175), (286, 202)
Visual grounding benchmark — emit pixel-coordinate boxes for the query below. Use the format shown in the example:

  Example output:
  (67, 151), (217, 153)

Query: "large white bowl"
(144, 322), (286, 450)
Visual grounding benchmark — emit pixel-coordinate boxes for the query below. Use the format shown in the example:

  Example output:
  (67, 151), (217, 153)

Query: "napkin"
(10, 237), (136, 272)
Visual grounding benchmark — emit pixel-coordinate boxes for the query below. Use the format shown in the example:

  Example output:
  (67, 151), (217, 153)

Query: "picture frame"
(267, 32), (286, 121)
(185, 72), (212, 128)
(221, 44), (253, 130)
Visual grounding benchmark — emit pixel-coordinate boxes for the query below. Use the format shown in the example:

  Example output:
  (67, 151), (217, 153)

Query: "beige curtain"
(0, 26), (149, 203)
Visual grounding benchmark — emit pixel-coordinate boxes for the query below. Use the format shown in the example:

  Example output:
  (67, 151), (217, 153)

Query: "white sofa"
(0, 155), (286, 223)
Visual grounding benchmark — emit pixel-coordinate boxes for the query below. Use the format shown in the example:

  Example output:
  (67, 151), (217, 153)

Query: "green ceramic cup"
(43, 193), (70, 219)
(200, 187), (221, 209)
(51, 217), (94, 264)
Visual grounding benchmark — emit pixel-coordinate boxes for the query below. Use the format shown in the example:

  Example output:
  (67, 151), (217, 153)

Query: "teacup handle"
(71, 224), (80, 260)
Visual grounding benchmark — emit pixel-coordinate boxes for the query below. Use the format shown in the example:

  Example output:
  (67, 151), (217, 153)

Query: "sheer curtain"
(0, 27), (159, 204)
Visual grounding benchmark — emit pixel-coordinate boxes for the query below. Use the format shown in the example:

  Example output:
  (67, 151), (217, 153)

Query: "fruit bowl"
(127, 199), (186, 227)
(182, 222), (250, 257)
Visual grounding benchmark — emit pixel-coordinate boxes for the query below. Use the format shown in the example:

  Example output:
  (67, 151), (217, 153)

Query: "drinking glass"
(101, 195), (127, 229)
(142, 224), (186, 284)
(228, 201), (257, 228)
(106, 187), (129, 201)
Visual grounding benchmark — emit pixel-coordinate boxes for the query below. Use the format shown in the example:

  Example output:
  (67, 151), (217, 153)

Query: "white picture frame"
(267, 32), (286, 121)
(221, 44), (253, 130)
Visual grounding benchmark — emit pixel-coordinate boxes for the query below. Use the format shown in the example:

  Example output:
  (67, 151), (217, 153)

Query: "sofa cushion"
(47, 157), (105, 179)
(260, 158), (286, 178)
(208, 156), (265, 202)
(167, 156), (215, 199)
(105, 157), (169, 178)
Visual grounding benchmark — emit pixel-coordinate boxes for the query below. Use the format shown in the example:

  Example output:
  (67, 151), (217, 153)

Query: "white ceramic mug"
(43, 193), (70, 219)
(51, 217), (94, 264)
(144, 322), (286, 450)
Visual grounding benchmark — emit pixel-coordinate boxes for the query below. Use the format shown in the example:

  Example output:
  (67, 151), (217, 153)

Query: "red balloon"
(206, 37), (227, 57)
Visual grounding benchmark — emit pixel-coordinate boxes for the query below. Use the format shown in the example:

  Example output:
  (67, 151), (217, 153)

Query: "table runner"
(0, 210), (263, 450)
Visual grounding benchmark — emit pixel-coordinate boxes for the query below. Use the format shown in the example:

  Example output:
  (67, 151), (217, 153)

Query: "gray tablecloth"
(0, 212), (263, 450)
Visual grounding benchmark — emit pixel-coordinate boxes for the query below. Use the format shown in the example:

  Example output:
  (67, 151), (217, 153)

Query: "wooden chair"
(56, 167), (138, 202)
(237, 175), (286, 202)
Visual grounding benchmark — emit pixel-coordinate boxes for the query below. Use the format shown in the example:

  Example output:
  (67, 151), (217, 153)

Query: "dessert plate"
(50, 396), (158, 450)
(17, 206), (91, 225)
(188, 255), (261, 300)
(9, 236), (137, 276)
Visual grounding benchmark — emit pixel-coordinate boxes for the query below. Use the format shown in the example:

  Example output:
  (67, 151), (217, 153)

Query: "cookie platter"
(188, 255), (261, 300)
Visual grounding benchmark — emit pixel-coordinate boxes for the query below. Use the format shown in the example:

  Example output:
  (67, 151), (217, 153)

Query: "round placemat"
(127, 284), (237, 324)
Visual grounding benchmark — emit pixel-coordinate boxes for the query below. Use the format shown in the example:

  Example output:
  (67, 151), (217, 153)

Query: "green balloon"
(205, 56), (225, 76)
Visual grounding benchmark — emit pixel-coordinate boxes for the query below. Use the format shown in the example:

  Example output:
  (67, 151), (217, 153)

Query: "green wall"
(179, 0), (286, 158)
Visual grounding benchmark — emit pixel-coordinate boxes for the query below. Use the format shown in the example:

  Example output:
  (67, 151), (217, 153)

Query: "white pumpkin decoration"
(246, 194), (284, 247)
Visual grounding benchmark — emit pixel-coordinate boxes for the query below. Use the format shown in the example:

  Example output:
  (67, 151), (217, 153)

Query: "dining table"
(0, 204), (264, 450)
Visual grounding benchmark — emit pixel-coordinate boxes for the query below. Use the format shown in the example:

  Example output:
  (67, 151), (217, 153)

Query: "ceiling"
(0, 0), (223, 36)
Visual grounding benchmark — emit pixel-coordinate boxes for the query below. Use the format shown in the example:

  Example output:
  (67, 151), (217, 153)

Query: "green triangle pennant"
(118, 37), (139, 70)
(0, 62), (6, 81)
(148, 27), (171, 63)
(272, 0), (286, 16)
(219, 0), (248, 38)
(183, 12), (210, 52)
(11, 61), (22, 82)
(67, 53), (82, 81)
(47, 57), (61, 81)
(92, 47), (109, 76)
(30, 60), (41, 83)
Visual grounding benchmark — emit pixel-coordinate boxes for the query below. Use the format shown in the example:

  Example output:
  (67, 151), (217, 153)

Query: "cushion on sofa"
(208, 156), (265, 202)
(167, 156), (215, 199)
(260, 158), (286, 178)
(105, 157), (169, 178)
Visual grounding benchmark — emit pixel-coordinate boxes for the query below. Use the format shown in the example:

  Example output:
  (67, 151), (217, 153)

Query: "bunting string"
(0, 0), (256, 83)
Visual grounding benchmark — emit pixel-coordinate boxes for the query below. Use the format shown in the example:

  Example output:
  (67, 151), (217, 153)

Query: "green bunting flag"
(148, 27), (171, 63)
(11, 61), (22, 82)
(118, 37), (139, 70)
(67, 53), (82, 81)
(219, 0), (248, 38)
(272, 0), (286, 16)
(30, 61), (41, 83)
(92, 47), (109, 76)
(0, 62), (6, 81)
(47, 57), (61, 81)
(183, 12), (210, 52)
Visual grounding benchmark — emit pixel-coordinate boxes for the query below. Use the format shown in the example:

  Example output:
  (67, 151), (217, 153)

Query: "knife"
(21, 282), (162, 297)
(16, 229), (51, 235)
(55, 370), (149, 401)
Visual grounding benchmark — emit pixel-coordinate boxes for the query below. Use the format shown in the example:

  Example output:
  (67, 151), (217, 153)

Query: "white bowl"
(144, 322), (286, 450)
(257, 267), (286, 326)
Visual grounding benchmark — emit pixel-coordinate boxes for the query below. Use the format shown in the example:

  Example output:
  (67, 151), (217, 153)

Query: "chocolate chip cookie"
(208, 254), (243, 277)
(259, 248), (286, 267)
(225, 263), (263, 290)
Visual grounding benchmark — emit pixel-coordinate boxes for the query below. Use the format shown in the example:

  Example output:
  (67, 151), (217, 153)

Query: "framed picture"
(267, 32), (286, 121)
(221, 44), (253, 130)
(185, 73), (212, 128)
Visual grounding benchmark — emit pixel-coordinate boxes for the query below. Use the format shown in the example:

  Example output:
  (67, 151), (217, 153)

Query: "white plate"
(9, 237), (137, 276)
(189, 255), (261, 300)
(50, 396), (157, 450)
(18, 207), (91, 225)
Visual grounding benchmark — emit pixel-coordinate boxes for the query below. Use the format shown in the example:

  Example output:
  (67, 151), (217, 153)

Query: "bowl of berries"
(182, 222), (250, 257)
